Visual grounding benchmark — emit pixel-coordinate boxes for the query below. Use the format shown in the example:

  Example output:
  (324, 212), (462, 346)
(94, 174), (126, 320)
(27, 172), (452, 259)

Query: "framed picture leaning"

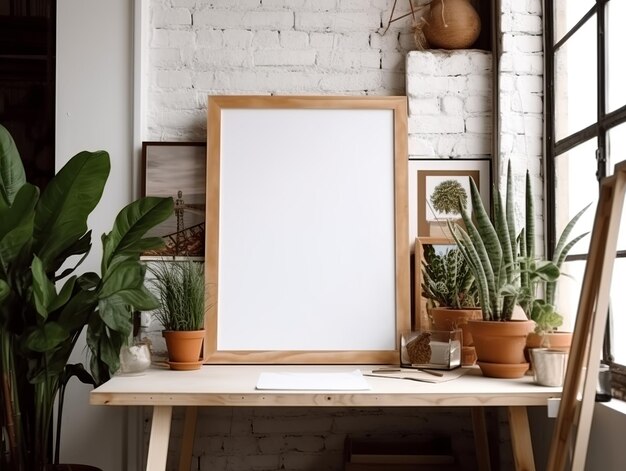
(141, 141), (207, 259)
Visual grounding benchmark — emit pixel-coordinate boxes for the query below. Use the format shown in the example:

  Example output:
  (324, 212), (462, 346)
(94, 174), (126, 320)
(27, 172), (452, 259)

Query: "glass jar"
(119, 342), (152, 374)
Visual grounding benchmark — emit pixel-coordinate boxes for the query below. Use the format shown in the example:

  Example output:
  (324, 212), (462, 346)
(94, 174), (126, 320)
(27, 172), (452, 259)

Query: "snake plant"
(450, 161), (522, 321)
(451, 161), (589, 325)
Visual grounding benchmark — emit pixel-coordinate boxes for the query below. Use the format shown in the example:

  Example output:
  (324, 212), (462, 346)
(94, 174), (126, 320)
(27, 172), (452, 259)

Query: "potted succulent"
(420, 243), (481, 365)
(150, 260), (206, 370)
(451, 161), (537, 378)
(0, 124), (173, 470)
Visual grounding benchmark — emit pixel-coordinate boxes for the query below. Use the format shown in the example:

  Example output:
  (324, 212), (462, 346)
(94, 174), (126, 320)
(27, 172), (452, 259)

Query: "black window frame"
(545, 0), (626, 398)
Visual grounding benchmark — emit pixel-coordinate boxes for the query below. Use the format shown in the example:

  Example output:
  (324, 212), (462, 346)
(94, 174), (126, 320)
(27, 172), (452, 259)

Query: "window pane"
(554, 0), (595, 44)
(608, 0), (626, 112)
(610, 259), (626, 365)
(555, 139), (598, 256)
(555, 17), (597, 141)
(607, 123), (626, 250)
(557, 260), (586, 332)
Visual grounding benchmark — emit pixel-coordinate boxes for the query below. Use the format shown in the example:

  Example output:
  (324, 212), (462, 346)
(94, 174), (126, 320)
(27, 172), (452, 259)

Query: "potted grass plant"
(0, 124), (173, 470)
(150, 260), (206, 370)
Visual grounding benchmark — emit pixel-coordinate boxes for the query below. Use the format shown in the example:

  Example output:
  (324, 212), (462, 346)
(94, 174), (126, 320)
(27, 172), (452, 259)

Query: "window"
(546, 0), (626, 397)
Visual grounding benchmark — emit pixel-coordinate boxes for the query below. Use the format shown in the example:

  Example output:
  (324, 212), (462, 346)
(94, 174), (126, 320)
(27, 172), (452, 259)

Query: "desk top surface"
(90, 365), (560, 408)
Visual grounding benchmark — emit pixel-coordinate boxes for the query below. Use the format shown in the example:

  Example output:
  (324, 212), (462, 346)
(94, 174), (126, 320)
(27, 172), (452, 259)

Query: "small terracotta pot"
(526, 331), (572, 351)
(430, 307), (482, 346)
(162, 329), (205, 369)
(525, 331), (573, 367)
(469, 320), (535, 378)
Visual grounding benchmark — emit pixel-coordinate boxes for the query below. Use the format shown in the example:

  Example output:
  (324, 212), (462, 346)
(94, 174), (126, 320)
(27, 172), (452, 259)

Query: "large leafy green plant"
(0, 124), (173, 470)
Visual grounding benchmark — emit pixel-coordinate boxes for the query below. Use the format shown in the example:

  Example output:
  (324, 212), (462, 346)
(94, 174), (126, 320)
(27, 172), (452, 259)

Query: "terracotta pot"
(162, 329), (205, 370)
(526, 331), (572, 351)
(430, 307), (482, 346)
(525, 331), (572, 366)
(468, 320), (535, 378)
(423, 0), (481, 50)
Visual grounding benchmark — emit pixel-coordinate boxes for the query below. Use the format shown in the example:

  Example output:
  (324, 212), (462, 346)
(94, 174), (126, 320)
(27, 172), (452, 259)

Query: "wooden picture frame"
(547, 161), (626, 470)
(408, 158), (491, 250)
(414, 237), (456, 330)
(204, 95), (410, 363)
(141, 142), (207, 259)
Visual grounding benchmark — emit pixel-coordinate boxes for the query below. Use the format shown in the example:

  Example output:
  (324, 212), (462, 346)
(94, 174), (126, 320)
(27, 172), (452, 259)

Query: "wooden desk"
(90, 365), (560, 471)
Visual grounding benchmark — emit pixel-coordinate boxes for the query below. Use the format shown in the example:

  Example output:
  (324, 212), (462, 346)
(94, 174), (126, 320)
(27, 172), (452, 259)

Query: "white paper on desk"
(256, 369), (370, 390)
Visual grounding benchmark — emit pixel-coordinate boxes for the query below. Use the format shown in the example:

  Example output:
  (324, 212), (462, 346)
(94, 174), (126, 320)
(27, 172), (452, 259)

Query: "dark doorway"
(0, 0), (55, 189)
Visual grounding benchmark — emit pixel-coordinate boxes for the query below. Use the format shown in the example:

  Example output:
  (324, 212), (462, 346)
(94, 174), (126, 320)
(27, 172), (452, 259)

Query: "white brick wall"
(144, 1), (544, 469)
(147, 0), (423, 140)
(406, 50), (492, 159)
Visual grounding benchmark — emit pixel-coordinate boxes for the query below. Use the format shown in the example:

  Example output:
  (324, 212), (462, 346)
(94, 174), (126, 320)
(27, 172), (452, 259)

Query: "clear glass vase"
(119, 341), (152, 374)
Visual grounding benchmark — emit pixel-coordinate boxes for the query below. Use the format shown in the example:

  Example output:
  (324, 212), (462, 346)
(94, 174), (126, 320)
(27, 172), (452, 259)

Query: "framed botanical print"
(408, 158), (491, 249)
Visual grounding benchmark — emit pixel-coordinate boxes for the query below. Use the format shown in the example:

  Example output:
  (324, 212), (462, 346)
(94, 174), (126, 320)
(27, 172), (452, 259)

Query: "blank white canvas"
(217, 108), (397, 350)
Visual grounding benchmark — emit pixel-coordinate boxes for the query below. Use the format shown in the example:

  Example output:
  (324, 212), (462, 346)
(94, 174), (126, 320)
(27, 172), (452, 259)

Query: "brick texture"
(148, 0), (422, 140)
(144, 1), (543, 469)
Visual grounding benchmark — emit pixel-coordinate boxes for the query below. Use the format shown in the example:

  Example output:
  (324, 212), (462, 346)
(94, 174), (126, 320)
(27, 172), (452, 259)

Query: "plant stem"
(1, 330), (23, 471)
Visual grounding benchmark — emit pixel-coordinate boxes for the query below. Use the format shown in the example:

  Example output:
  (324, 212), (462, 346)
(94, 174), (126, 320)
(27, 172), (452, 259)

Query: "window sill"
(597, 398), (626, 416)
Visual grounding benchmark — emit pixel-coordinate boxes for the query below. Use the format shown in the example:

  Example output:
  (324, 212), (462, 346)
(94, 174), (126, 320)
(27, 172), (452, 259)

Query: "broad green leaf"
(0, 185), (38, 272)
(34, 151), (110, 269)
(53, 230), (93, 280)
(58, 288), (98, 332)
(111, 285), (159, 311)
(62, 363), (96, 387)
(87, 314), (124, 384)
(77, 272), (101, 290)
(24, 322), (69, 352)
(0, 279), (9, 304)
(98, 297), (133, 335)
(100, 261), (145, 297)
(101, 197), (173, 271)
(32, 255), (56, 318)
(48, 276), (77, 313)
(0, 124), (26, 205)
(28, 341), (74, 383)
(0, 183), (38, 240)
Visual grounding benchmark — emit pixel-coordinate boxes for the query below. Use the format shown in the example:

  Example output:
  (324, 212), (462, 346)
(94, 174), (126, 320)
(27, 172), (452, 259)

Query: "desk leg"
(146, 405), (173, 471)
(507, 406), (536, 471)
(471, 408), (492, 471)
(178, 406), (198, 471)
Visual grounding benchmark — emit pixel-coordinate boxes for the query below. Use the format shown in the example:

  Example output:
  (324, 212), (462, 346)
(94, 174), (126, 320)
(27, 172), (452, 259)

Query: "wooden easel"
(547, 160), (626, 470)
